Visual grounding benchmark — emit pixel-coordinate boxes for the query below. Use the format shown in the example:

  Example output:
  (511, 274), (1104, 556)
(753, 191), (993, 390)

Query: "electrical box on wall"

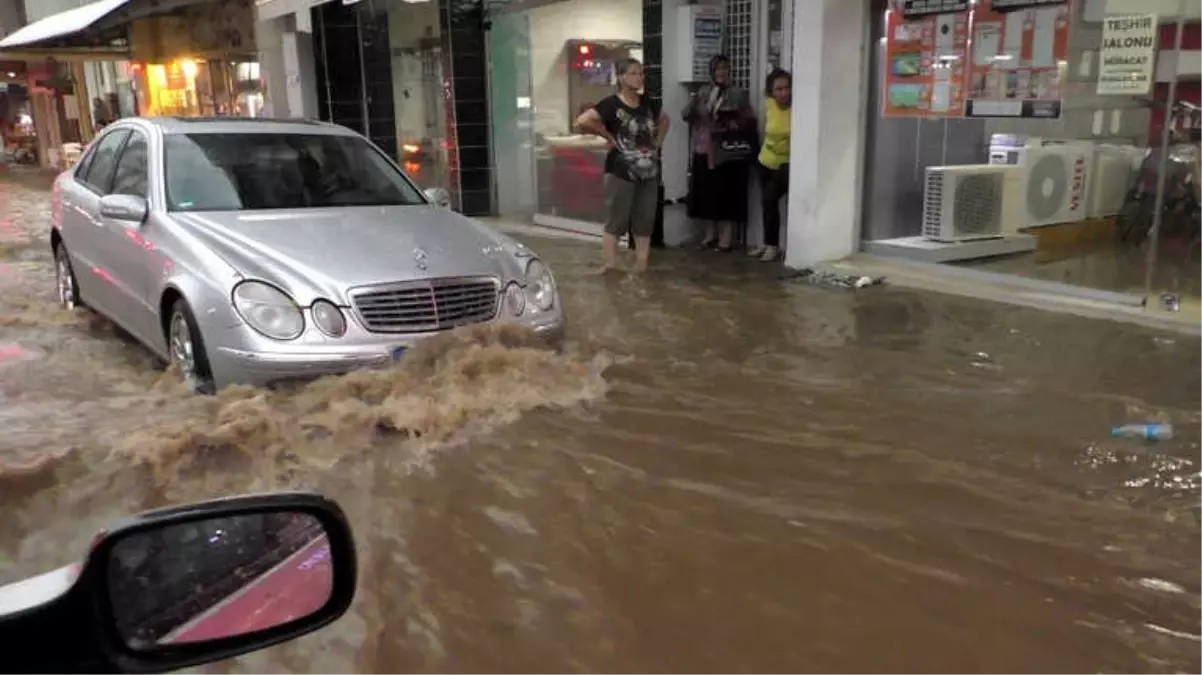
(675, 5), (724, 83)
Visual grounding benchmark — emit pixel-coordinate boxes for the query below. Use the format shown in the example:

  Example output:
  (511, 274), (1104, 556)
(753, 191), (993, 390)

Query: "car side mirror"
(87, 491), (357, 673)
(99, 194), (148, 223)
(423, 187), (452, 208)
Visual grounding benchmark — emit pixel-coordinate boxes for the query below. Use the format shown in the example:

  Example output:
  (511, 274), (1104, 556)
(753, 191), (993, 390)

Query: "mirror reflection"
(107, 510), (333, 649)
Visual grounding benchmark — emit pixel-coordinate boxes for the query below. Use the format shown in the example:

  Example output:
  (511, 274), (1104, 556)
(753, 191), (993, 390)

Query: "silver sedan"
(51, 117), (565, 392)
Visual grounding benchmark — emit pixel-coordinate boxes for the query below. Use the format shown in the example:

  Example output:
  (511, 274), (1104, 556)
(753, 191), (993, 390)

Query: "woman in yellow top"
(748, 68), (791, 262)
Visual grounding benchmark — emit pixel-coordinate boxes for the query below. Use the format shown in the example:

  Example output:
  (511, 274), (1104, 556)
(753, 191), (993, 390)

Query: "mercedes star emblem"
(414, 248), (428, 270)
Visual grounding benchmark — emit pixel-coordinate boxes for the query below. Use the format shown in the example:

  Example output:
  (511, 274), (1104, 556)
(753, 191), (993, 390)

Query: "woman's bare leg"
(718, 221), (734, 249)
(633, 236), (652, 272)
(602, 232), (620, 270)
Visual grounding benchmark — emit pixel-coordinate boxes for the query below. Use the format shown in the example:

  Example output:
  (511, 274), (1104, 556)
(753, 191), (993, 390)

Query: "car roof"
(133, 116), (356, 136)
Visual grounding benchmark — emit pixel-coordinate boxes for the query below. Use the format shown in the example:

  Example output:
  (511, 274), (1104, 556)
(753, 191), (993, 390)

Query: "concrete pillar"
(658, 0), (695, 247)
(784, 0), (870, 268)
(256, 16), (288, 117)
(259, 10), (321, 120)
(281, 30), (319, 118)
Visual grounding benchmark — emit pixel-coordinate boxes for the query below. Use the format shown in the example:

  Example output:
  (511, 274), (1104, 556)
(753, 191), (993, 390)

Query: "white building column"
(257, 16), (288, 117)
(657, 0), (695, 247)
(784, 0), (870, 268)
(256, 10), (320, 119)
(281, 26), (319, 118)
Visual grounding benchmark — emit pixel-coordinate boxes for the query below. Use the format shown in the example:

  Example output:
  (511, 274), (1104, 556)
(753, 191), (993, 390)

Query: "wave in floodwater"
(0, 318), (612, 570)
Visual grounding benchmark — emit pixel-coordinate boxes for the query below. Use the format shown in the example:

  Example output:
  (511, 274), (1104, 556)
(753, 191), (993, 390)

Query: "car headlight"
(503, 281), (526, 317)
(311, 299), (347, 337)
(523, 259), (555, 311)
(231, 280), (304, 340)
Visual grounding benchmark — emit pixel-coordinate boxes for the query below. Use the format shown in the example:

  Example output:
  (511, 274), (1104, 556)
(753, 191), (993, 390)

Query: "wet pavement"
(1, 175), (1199, 673)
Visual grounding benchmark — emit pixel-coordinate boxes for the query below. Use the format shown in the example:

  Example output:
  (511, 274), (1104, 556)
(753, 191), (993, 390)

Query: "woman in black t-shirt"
(574, 58), (669, 272)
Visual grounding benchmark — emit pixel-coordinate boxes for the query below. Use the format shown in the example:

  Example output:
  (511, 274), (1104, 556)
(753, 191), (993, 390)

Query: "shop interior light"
(180, 59), (198, 79)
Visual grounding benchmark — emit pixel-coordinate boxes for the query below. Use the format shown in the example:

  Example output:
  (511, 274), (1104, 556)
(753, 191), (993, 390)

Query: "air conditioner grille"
(921, 170), (945, 238)
(952, 173), (1003, 235)
(1025, 152), (1070, 220)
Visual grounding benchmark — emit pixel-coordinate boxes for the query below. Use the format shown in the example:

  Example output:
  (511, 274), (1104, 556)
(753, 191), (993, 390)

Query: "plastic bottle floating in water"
(1110, 424), (1174, 441)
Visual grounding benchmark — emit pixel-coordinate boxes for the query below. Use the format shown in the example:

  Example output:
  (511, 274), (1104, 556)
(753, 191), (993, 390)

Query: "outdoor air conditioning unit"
(922, 164), (1024, 242)
(1087, 144), (1138, 218)
(1017, 143), (1094, 228)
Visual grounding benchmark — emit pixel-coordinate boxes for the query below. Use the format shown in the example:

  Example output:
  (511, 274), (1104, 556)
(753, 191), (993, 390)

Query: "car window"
(80, 129), (130, 193)
(73, 144), (97, 181)
(163, 132), (426, 211)
(111, 133), (148, 198)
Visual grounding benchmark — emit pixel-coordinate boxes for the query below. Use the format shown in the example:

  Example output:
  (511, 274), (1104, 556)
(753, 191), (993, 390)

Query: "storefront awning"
(0, 0), (133, 55)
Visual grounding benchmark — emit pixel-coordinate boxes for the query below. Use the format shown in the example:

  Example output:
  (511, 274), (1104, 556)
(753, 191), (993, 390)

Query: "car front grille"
(350, 276), (500, 333)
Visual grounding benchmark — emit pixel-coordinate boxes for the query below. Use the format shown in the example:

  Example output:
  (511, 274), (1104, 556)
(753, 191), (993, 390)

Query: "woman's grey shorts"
(603, 174), (658, 238)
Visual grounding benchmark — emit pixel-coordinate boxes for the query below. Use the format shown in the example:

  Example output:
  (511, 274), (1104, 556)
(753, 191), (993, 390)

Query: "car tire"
(166, 298), (216, 395)
(53, 242), (84, 310)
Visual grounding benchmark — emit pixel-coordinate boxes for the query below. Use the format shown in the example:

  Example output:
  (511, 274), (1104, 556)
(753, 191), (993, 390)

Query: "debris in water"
(1159, 292), (1181, 312)
(783, 268), (886, 290)
(1110, 423), (1173, 441)
(0, 343), (38, 364)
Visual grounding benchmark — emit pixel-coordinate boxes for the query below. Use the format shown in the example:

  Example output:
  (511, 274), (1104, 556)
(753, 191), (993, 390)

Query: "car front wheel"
(54, 243), (83, 310)
(167, 299), (215, 394)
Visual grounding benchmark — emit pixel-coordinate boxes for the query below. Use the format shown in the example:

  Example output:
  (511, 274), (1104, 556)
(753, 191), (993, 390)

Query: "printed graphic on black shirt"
(595, 95), (659, 182)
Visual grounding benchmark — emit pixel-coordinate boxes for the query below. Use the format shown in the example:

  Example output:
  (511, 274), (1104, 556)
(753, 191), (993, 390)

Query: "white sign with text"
(1097, 14), (1159, 95)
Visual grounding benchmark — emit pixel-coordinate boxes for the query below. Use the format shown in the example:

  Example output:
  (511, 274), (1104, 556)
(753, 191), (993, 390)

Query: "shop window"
(377, 0), (452, 191)
(313, 0), (453, 192)
(489, 0), (644, 227)
(83, 61), (137, 128)
(765, 0), (784, 69)
(863, 3), (1200, 312)
(80, 129), (130, 193)
(111, 133), (148, 198)
(134, 59), (263, 118)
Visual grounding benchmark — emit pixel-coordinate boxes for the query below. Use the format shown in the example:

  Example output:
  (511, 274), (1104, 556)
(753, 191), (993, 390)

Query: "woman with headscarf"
(574, 58), (669, 272)
(682, 54), (756, 252)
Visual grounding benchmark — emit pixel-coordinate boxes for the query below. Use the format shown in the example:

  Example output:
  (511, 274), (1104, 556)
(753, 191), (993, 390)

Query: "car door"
(102, 129), (161, 344)
(64, 128), (130, 318)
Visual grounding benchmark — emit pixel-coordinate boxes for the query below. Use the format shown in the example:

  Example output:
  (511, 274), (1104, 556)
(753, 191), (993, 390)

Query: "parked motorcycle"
(0, 492), (357, 673)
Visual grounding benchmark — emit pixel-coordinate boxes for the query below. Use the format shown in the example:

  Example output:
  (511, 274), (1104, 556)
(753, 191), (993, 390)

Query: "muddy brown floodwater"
(0, 176), (1199, 673)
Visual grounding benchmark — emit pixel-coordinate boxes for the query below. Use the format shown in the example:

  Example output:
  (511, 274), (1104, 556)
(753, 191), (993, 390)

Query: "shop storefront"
(123, 0), (265, 117)
(0, 0), (265, 168)
(130, 58), (263, 117)
(257, 0), (783, 221)
(488, 0), (787, 237)
(0, 63), (39, 165)
(860, 0), (1200, 316)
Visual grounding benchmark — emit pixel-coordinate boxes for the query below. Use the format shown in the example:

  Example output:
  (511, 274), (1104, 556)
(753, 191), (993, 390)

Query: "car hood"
(173, 206), (522, 304)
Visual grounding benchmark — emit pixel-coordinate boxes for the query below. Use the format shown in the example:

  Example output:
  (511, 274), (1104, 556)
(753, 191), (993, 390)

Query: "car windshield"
(163, 132), (426, 211)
